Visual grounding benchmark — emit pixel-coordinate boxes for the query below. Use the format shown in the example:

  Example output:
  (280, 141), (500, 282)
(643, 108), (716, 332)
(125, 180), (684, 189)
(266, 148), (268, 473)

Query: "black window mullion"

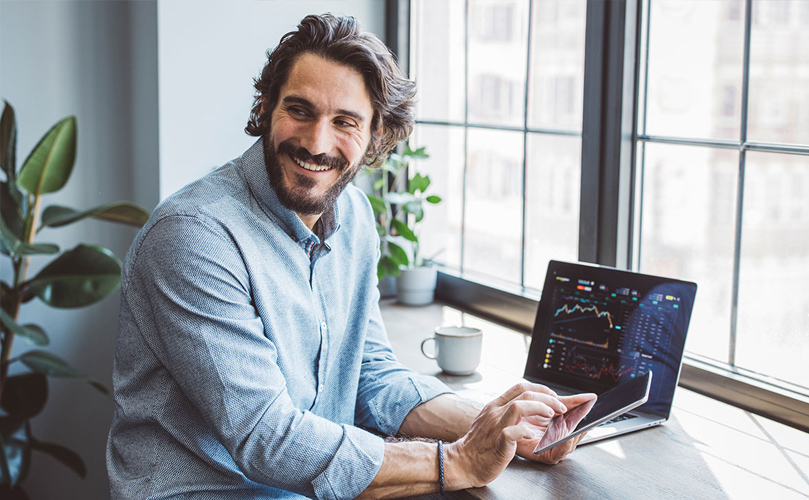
(579, 0), (640, 268)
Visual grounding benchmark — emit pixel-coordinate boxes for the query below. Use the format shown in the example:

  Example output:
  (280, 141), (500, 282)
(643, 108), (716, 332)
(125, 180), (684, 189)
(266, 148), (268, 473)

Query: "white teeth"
(293, 156), (331, 172)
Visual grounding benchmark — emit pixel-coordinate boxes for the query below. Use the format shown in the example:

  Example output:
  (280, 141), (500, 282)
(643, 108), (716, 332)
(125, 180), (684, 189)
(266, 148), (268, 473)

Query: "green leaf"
(0, 417), (29, 488)
(386, 240), (409, 267)
(16, 350), (109, 395)
(365, 195), (387, 217)
(426, 195), (442, 204)
(1, 101), (17, 182)
(1, 374), (48, 419)
(17, 116), (76, 195)
(378, 255), (402, 280)
(0, 215), (59, 257)
(0, 310), (49, 346)
(29, 439), (86, 479)
(409, 173), (431, 195)
(40, 201), (150, 229)
(1, 181), (27, 244)
(392, 218), (417, 242)
(24, 244), (121, 308)
(403, 145), (429, 159)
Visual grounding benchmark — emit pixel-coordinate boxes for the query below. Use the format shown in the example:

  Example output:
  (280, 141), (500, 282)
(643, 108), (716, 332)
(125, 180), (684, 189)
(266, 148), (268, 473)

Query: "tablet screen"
(533, 371), (652, 455)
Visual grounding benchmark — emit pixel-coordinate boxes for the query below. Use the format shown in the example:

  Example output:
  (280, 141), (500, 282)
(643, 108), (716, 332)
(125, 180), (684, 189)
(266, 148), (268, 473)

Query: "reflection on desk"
(380, 300), (809, 500)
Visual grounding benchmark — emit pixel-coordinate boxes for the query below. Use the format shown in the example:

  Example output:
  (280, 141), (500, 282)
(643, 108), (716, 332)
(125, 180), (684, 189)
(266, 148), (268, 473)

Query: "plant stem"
(0, 193), (41, 398)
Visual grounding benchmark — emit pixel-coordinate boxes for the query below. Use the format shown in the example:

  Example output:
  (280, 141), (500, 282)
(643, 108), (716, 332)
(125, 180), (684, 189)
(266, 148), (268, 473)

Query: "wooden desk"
(380, 300), (809, 500)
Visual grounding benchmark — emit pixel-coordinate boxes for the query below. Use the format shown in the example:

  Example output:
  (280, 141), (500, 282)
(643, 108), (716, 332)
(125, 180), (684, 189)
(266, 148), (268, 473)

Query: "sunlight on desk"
(380, 300), (809, 500)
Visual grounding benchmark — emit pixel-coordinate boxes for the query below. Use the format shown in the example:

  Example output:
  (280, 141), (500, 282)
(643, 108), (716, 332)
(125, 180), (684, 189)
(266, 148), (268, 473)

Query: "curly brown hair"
(245, 14), (416, 167)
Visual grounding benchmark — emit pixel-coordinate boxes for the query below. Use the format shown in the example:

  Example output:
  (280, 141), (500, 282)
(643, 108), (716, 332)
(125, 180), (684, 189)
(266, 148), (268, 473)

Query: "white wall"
(158, 0), (386, 199)
(0, 0), (385, 497)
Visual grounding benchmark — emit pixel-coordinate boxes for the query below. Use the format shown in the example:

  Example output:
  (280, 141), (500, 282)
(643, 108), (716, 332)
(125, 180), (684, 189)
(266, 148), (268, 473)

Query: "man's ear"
(260, 97), (269, 116)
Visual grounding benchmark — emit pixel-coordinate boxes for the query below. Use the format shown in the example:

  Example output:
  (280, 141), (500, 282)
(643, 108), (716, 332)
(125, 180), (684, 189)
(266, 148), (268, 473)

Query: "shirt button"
(320, 322), (327, 330)
(319, 384), (324, 392)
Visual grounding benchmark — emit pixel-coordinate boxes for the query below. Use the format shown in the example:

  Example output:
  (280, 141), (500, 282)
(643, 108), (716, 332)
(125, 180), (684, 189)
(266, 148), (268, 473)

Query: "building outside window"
(409, 0), (809, 418)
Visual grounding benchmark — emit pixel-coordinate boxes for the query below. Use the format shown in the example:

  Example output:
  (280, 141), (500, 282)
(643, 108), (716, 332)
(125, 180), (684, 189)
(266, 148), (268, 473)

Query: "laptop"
(523, 260), (697, 445)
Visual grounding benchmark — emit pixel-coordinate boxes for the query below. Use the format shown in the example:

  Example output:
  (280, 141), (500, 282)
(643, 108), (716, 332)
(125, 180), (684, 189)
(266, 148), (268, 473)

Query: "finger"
(559, 393), (597, 408)
(502, 421), (535, 444)
(491, 382), (558, 407)
(512, 390), (568, 415)
(502, 400), (556, 427)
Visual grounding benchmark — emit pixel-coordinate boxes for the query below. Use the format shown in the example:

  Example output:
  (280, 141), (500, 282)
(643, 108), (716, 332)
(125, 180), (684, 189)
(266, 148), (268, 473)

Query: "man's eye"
(289, 107), (308, 117)
(335, 119), (355, 128)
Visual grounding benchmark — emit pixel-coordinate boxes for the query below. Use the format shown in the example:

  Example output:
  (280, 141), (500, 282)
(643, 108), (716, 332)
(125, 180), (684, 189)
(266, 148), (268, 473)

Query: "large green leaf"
(0, 310), (49, 346)
(17, 116), (76, 195)
(0, 217), (59, 257)
(1, 181), (26, 244)
(392, 218), (417, 242)
(1, 374), (48, 420)
(24, 244), (121, 308)
(365, 195), (386, 217)
(40, 202), (150, 229)
(386, 240), (409, 268)
(1, 101), (17, 182)
(16, 350), (109, 395)
(377, 255), (402, 280)
(29, 439), (86, 479)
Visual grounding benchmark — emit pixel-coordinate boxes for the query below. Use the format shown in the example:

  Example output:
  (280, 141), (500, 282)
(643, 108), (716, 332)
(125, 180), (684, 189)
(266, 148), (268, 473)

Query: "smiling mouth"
(292, 155), (333, 172)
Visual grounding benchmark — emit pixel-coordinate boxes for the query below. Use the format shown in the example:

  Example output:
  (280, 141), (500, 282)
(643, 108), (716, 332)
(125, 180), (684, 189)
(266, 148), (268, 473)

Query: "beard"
(262, 134), (363, 216)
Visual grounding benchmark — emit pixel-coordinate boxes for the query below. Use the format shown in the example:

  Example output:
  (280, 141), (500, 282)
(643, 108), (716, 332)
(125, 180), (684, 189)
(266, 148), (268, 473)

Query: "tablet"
(533, 371), (653, 455)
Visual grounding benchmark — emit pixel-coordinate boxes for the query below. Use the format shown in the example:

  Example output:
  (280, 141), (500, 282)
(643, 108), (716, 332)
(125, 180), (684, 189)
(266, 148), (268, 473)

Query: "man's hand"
(516, 392), (597, 464)
(444, 383), (595, 489)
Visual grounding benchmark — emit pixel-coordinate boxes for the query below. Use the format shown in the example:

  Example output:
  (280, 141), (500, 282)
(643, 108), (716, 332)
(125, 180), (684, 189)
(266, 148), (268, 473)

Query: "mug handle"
(421, 337), (436, 359)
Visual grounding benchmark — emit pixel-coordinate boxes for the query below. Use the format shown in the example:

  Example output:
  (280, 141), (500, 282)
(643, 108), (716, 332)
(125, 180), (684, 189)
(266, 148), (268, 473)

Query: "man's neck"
(297, 212), (321, 232)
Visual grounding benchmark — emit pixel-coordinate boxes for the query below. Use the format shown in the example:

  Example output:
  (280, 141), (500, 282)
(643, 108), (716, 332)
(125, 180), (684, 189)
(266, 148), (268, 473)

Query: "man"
(106, 13), (594, 499)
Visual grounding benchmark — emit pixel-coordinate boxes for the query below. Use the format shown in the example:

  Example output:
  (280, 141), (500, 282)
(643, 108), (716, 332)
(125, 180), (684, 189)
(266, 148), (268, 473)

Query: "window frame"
(394, 0), (809, 432)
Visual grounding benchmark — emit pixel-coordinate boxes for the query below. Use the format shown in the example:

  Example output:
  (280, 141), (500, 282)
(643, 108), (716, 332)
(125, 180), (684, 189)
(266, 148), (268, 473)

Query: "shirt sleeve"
(124, 213), (384, 500)
(353, 280), (453, 435)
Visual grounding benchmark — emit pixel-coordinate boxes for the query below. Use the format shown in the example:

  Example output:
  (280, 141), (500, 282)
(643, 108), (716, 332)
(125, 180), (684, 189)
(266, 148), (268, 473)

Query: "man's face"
(264, 52), (375, 217)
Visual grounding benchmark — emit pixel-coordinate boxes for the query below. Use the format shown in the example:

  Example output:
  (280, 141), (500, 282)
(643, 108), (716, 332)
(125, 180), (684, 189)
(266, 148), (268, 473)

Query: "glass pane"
(638, 143), (738, 362)
(411, 125), (465, 270)
(747, 0), (809, 145)
(467, 0), (529, 127)
(524, 133), (581, 290)
(527, 0), (587, 131)
(736, 152), (809, 388)
(464, 129), (524, 283)
(644, 0), (744, 140)
(412, 0), (466, 123)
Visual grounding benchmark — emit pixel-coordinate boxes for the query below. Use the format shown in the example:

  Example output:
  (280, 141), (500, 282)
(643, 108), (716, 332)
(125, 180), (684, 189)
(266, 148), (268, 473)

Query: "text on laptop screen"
(525, 261), (697, 417)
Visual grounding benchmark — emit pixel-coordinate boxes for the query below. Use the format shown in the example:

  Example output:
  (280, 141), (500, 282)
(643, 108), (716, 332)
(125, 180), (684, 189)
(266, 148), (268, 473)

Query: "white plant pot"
(396, 266), (437, 306)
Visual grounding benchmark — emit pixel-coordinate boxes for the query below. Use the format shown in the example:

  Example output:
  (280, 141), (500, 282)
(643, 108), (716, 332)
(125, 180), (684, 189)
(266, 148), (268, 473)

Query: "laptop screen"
(524, 260), (697, 418)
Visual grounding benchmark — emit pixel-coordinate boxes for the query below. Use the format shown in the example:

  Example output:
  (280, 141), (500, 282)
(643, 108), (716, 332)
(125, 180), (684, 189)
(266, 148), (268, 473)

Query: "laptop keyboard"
(603, 412), (638, 425)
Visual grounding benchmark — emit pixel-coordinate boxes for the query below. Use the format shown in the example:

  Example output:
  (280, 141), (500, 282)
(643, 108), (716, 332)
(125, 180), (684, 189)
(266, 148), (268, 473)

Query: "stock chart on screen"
(541, 276), (682, 388)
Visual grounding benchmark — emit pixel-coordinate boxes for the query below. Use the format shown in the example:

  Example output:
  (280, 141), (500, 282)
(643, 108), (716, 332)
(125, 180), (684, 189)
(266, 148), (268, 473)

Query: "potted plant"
(0, 101), (150, 497)
(363, 144), (442, 305)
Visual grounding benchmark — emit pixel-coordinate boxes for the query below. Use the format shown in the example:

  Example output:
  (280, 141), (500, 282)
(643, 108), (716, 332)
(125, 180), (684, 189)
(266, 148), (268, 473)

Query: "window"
(410, 0), (587, 290)
(408, 0), (809, 428)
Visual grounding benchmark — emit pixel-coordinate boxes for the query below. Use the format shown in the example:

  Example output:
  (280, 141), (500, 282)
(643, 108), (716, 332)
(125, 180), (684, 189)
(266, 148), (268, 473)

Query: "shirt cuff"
(368, 374), (453, 436)
(311, 424), (385, 500)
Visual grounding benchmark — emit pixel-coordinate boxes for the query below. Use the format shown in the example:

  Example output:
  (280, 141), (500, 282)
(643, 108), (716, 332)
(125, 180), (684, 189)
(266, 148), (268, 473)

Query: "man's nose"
(300, 118), (334, 156)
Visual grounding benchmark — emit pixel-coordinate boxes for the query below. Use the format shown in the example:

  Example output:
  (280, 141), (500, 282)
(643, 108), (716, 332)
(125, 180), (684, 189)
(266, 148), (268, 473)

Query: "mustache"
(277, 141), (349, 171)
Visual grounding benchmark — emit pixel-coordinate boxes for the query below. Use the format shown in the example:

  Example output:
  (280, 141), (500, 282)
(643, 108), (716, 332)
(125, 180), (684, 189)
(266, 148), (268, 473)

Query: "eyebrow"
(282, 95), (368, 124)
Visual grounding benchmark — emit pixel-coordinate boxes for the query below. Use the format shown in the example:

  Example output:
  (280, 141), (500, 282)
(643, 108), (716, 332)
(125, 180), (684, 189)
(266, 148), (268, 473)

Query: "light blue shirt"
(106, 139), (450, 499)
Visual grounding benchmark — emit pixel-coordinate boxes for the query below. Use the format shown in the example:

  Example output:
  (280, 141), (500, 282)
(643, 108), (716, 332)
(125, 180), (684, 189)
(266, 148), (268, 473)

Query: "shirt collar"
(241, 138), (341, 245)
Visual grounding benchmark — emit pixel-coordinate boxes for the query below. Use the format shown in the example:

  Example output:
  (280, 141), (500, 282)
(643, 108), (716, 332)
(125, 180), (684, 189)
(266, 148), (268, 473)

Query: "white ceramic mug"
(421, 326), (483, 375)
